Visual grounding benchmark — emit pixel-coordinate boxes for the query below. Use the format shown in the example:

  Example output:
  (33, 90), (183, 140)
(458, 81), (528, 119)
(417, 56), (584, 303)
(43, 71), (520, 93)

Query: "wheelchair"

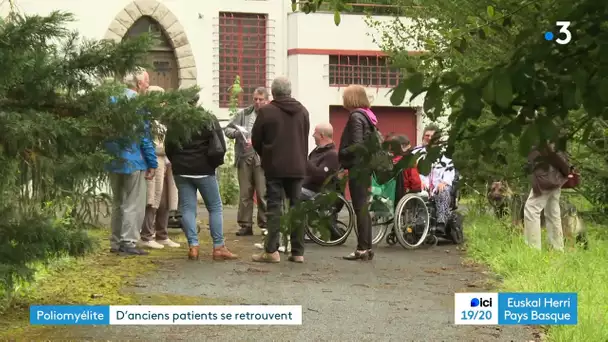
(392, 171), (464, 249)
(304, 191), (356, 246)
(303, 169), (465, 250)
(167, 210), (202, 234)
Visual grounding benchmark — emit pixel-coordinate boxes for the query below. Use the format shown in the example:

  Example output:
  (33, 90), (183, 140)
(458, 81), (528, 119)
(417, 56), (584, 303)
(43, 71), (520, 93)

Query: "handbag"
(562, 171), (580, 189)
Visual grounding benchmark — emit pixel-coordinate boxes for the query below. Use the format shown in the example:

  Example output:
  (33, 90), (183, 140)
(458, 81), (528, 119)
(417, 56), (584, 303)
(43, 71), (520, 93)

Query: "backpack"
(355, 110), (394, 184)
(207, 119), (227, 158)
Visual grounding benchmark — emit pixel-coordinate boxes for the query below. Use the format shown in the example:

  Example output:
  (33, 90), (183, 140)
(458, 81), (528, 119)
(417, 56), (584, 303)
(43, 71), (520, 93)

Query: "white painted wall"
(3, 1), (427, 196)
(2, 1), (425, 148)
(1, 0), (289, 120)
(286, 12), (424, 150)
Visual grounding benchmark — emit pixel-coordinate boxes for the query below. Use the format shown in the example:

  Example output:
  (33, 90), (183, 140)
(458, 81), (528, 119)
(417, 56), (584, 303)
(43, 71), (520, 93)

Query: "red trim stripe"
(287, 48), (425, 56)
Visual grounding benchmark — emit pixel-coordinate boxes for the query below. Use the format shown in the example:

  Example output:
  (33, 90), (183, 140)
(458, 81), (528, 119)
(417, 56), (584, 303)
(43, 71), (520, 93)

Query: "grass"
(464, 203), (608, 342)
(0, 227), (232, 339)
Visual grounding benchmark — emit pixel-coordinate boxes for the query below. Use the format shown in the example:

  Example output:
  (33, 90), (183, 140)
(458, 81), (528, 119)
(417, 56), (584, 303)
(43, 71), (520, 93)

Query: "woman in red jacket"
(390, 135), (422, 193)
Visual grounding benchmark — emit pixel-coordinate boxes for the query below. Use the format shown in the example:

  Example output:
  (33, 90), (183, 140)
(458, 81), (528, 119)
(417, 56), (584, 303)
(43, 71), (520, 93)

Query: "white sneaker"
(278, 243), (291, 253)
(157, 239), (180, 248)
(140, 240), (165, 249)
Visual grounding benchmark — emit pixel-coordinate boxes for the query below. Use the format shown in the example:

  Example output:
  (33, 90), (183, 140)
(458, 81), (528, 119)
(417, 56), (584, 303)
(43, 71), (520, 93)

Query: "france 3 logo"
(454, 293), (498, 325)
(544, 21), (572, 45)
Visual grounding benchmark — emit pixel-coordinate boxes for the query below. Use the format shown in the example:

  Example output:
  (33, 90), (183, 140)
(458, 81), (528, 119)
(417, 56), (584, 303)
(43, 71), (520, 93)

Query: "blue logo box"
(30, 305), (110, 325)
(498, 293), (577, 325)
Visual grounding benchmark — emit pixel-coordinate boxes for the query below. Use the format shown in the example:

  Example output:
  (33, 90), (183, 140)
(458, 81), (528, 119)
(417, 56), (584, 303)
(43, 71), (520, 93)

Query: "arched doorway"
(124, 16), (179, 90)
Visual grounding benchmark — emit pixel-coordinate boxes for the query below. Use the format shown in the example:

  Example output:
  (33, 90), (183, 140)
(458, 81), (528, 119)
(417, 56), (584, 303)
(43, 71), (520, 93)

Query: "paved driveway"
(30, 207), (536, 341)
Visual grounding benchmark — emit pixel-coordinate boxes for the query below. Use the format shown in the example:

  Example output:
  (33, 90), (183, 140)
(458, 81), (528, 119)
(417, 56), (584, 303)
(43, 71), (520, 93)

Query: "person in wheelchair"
(388, 135), (423, 196)
(301, 123), (342, 241)
(413, 124), (457, 235)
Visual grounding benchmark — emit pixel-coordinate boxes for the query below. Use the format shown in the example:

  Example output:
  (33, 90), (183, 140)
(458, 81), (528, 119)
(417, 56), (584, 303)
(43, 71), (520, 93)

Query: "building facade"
(5, 0), (425, 149)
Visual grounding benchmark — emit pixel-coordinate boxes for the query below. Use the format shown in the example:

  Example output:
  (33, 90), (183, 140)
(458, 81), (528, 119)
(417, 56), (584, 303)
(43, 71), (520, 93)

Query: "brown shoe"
(188, 246), (199, 260)
(213, 246), (238, 261)
(252, 251), (280, 263)
(288, 255), (304, 263)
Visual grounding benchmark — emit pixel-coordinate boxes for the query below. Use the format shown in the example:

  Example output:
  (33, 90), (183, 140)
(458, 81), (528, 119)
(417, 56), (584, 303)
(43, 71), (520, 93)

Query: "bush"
(0, 204), (97, 302)
(218, 142), (239, 206)
(0, 11), (212, 297)
(216, 75), (243, 206)
(465, 212), (608, 341)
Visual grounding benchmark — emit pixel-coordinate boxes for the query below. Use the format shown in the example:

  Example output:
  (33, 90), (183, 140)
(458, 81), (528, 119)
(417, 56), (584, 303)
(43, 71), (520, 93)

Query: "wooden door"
(147, 51), (179, 90)
(124, 16), (179, 90)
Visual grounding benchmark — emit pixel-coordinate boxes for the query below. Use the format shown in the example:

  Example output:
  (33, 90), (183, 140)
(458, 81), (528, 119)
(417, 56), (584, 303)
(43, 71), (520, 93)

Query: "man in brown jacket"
(523, 141), (570, 251)
(250, 76), (310, 263)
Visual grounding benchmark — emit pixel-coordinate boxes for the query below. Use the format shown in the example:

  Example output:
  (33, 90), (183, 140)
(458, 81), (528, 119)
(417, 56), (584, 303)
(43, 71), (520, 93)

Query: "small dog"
(487, 181), (527, 226)
(560, 202), (588, 249)
(254, 228), (291, 253)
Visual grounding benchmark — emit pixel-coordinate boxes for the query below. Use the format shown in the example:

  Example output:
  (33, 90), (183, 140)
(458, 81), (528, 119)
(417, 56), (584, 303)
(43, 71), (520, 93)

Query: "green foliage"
(217, 76), (241, 206)
(0, 11), (215, 295)
(360, 0), (608, 211)
(0, 205), (97, 299)
(466, 211), (608, 341)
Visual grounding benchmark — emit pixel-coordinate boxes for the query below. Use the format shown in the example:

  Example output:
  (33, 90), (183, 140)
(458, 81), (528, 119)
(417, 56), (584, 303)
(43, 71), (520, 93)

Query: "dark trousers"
(349, 175), (372, 250)
(265, 177), (304, 255)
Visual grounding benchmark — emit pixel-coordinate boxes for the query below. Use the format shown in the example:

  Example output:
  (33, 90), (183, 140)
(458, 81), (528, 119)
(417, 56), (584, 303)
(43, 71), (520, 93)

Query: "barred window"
(328, 54), (400, 88)
(218, 12), (267, 107)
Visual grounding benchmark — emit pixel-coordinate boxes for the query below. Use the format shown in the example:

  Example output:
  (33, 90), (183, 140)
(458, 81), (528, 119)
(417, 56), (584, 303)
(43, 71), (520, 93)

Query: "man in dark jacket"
(523, 141), (570, 251)
(302, 123), (340, 196)
(301, 123), (342, 242)
(251, 76), (310, 263)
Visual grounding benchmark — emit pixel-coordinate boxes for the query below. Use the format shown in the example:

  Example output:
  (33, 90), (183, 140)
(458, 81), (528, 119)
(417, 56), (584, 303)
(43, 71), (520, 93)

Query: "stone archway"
(103, 0), (197, 89)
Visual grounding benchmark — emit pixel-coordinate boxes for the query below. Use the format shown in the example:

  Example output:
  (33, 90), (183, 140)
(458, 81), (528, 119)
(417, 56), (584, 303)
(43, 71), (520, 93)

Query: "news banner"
(30, 292), (576, 326)
(455, 292), (577, 325)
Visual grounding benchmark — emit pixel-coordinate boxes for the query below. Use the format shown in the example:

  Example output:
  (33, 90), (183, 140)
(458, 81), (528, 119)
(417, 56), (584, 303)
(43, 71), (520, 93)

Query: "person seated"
(388, 135), (423, 194)
(302, 123), (341, 241)
(413, 124), (455, 235)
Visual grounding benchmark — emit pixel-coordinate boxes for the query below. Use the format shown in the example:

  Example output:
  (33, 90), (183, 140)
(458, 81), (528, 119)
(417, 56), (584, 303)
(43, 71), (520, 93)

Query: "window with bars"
(328, 55), (400, 88)
(218, 12), (268, 108)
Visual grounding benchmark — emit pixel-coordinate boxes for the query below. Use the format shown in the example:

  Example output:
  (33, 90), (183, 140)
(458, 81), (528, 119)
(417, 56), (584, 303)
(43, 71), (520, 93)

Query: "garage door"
(329, 105), (418, 200)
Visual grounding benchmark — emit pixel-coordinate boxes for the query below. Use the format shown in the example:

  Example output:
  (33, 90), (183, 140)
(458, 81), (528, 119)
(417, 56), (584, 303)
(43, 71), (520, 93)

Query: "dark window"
(218, 12), (268, 108)
(328, 55), (400, 87)
(125, 16), (172, 51)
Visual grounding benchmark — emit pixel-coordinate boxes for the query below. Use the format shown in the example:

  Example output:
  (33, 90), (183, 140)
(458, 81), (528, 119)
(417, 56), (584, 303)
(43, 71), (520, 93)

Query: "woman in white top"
(413, 124), (456, 234)
(140, 86), (181, 249)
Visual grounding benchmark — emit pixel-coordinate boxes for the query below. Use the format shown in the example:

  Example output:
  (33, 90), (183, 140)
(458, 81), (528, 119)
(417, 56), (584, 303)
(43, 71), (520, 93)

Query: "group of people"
(106, 67), (458, 264)
(106, 69), (236, 261)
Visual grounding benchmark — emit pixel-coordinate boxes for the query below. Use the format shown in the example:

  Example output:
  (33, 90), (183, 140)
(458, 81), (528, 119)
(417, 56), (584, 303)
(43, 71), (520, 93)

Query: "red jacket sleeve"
(404, 167), (422, 192)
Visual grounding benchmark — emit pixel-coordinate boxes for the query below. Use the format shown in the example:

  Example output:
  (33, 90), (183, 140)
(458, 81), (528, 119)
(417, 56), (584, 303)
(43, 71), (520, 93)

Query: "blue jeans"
(173, 175), (224, 248)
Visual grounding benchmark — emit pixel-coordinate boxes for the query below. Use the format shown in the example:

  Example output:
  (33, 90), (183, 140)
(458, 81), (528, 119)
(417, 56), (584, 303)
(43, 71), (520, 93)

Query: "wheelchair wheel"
(305, 194), (354, 247)
(371, 212), (392, 245)
(446, 211), (464, 245)
(426, 234), (439, 247)
(386, 230), (398, 245)
(394, 194), (430, 250)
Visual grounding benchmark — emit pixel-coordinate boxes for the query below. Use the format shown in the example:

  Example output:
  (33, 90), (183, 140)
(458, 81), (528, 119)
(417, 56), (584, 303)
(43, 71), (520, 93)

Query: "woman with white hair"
(139, 85), (181, 249)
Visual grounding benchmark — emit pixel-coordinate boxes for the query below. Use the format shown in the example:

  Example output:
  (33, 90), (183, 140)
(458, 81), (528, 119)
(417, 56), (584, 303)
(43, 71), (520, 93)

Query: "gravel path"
(32, 207), (536, 341)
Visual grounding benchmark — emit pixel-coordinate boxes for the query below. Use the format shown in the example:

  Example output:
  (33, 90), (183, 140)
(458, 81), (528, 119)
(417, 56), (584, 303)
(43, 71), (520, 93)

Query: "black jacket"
(252, 96), (310, 178)
(303, 143), (340, 193)
(338, 110), (374, 170)
(165, 116), (225, 176)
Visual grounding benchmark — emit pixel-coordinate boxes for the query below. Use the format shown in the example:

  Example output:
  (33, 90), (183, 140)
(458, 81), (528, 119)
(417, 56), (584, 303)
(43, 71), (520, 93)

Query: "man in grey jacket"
(224, 87), (269, 236)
